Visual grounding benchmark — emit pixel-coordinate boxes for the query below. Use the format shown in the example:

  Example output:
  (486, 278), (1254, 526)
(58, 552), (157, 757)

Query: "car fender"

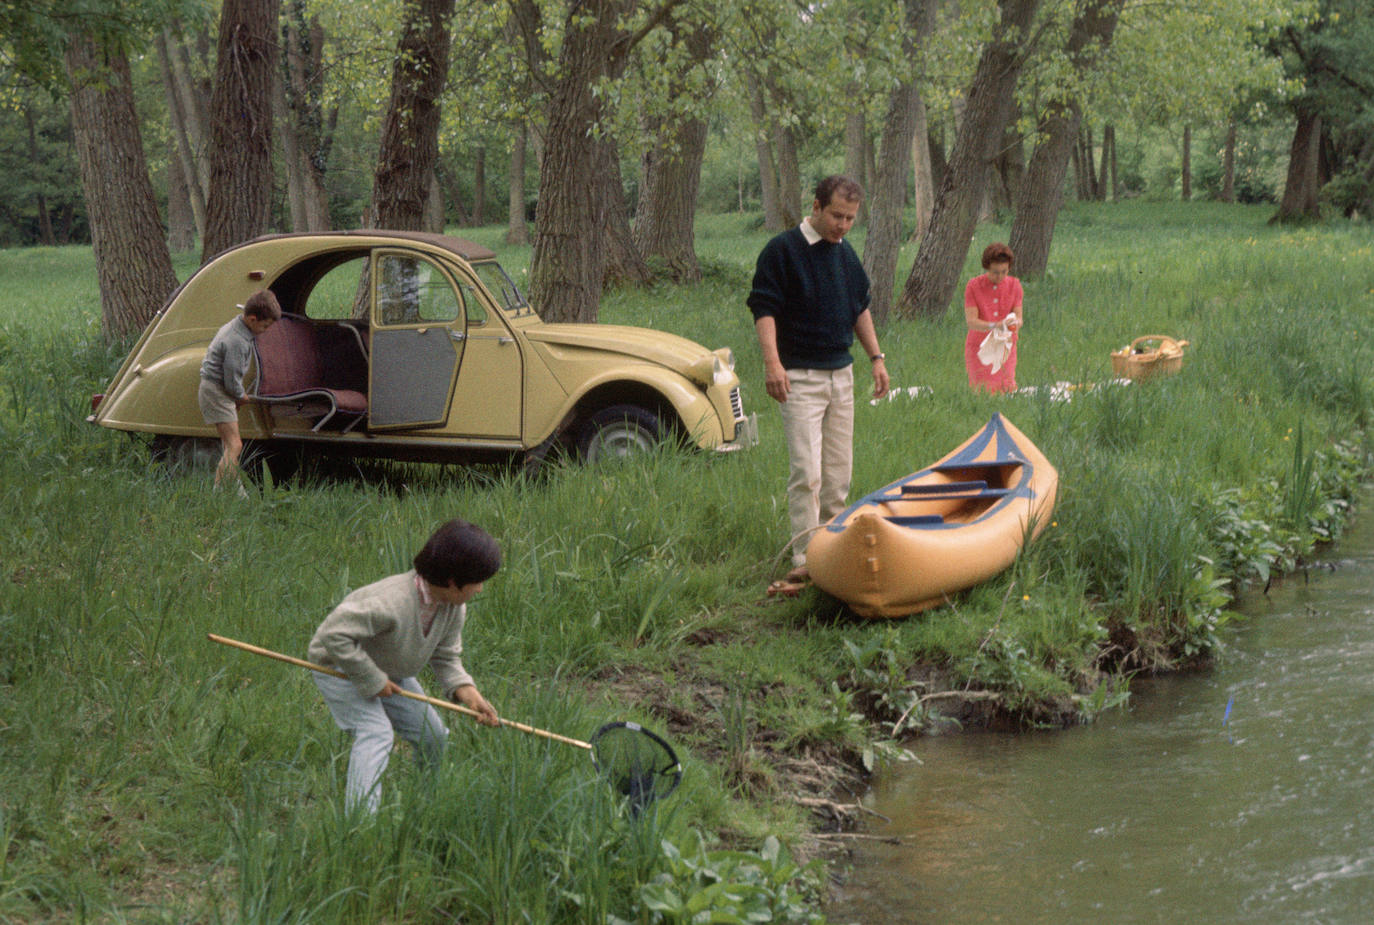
(541, 363), (727, 450)
(91, 346), (270, 440)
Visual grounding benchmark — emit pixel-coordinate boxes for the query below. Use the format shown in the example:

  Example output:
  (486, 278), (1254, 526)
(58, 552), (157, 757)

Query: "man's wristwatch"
(870, 353), (885, 362)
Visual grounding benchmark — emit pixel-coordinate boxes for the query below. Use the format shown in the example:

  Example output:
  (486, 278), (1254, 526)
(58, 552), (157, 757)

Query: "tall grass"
(1, 203), (1372, 919)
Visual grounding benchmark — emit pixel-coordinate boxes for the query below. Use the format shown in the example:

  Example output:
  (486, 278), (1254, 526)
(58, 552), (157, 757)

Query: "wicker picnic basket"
(1111, 335), (1188, 380)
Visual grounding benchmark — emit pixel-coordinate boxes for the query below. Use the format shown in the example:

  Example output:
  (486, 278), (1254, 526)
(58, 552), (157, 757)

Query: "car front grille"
(729, 387), (746, 423)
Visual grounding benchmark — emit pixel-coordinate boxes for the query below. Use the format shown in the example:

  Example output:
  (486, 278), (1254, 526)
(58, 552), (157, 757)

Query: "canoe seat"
(902, 480), (987, 495)
(886, 514), (945, 527)
(932, 459), (1022, 472)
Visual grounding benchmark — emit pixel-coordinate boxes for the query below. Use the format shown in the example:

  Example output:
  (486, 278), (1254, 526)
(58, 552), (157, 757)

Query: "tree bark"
(23, 105), (56, 246)
(598, 137), (653, 287)
(909, 95), (934, 240)
(65, 35), (178, 342)
(748, 76), (784, 230)
(156, 30), (207, 240)
(202, 0), (280, 262)
(371, 0), (455, 231)
(473, 146), (486, 226)
(166, 146), (197, 251)
(528, 0), (683, 323)
(1008, 0), (1121, 276)
(1221, 116), (1237, 203)
(1181, 124), (1192, 200)
(633, 13), (714, 283)
(863, 0), (938, 323)
(1272, 107), (1323, 223)
(844, 104), (869, 225)
(278, 2), (332, 231)
(1103, 122), (1117, 199)
(506, 120), (529, 245)
(898, 0), (1041, 319)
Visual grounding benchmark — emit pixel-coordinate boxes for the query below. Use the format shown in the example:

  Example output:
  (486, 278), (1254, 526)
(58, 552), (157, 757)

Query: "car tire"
(578, 404), (664, 462)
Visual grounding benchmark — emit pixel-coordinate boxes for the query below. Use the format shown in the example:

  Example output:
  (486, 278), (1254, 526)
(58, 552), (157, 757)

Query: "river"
(827, 500), (1374, 924)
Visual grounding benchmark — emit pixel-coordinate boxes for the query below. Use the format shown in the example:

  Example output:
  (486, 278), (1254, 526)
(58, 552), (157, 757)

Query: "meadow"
(1, 201), (1372, 922)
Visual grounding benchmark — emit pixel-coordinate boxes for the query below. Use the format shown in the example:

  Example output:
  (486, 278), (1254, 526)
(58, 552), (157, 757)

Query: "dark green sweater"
(747, 226), (870, 369)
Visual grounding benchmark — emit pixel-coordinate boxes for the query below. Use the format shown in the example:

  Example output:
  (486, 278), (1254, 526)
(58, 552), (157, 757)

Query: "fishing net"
(589, 721), (682, 811)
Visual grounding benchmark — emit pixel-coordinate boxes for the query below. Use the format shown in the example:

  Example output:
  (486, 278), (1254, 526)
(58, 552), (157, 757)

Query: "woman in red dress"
(963, 242), (1023, 393)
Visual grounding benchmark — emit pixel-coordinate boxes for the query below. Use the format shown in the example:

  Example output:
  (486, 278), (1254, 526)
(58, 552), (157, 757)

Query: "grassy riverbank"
(1, 202), (1371, 921)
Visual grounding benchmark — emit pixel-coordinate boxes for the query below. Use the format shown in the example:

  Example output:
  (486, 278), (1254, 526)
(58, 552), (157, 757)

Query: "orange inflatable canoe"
(806, 413), (1058, 618)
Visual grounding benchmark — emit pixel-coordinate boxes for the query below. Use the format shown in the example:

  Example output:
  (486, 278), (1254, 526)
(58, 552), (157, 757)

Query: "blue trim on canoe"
(825, 413), (1036, 532)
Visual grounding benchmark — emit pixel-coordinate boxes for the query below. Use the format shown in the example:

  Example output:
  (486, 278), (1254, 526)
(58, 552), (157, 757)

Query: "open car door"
(368, 251), (464, 430)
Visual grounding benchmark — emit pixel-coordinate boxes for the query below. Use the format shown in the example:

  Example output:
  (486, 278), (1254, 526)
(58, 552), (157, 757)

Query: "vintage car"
(89, 230), (755, 472)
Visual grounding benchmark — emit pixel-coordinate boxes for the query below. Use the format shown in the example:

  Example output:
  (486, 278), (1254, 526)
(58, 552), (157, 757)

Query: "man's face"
(810, 195), (860, 243)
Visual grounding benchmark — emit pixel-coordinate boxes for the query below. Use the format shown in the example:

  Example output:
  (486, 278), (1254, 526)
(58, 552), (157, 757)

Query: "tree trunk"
(473, 146), (486, 226)
(772, 118), (802, 227)
(65, 35), (178, 342)
(1221, 116), (1237, 203)
(910, 95), (934, 240)
(23, 106), (56, 246)
(202, 0), (280, 262)
(1181, 124), (1192, 200)
(633, 12), (714, 282)
(371, 0), (455, 231)
(598, 137), (653, 287)
(1272, 108), (1323, 223)
(635, 110), (708, 282)
(506, 120), (529, 245)
(167, 147), (198, 251)
(863, 0), (938, 322)
(898, 0), (1041, 319)
(1096, 123), (1111, 200)
(844, 104), (869, 224)
(156, 30), (208, 240)
(279, 3), (332, 231)
(1008, 0), (1121, 276)
(528, 0), (683, 322)
(1104, 122), (1117, 199)
(749, 76), (784, 230)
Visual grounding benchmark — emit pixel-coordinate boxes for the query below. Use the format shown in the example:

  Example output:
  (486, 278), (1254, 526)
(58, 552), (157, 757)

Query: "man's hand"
(872, 358), (890, 400)
(764, 359), (790, 403)
(453, 684), (501, 727)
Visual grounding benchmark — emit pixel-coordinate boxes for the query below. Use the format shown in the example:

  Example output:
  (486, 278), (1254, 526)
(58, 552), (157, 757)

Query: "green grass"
(1, 201), (1372, 920)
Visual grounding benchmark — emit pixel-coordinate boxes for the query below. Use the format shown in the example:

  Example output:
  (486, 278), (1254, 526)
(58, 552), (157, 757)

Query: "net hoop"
(589, 721), (683, 807)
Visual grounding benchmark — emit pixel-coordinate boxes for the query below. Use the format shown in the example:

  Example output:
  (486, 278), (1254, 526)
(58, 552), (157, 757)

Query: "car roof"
(247, 230), (498, 262)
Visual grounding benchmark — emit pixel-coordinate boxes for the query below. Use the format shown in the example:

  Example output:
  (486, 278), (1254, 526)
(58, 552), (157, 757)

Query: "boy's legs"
(314, 672), (397, 813)
(382, 677), (449, 770)
(213, 420), (243, 487)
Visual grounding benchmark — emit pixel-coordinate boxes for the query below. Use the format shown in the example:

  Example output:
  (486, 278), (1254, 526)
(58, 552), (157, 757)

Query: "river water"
(827, 502), (1374, 924)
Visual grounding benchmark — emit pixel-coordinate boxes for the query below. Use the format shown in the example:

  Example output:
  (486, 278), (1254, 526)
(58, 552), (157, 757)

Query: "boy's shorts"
(198, 378), (239, 425)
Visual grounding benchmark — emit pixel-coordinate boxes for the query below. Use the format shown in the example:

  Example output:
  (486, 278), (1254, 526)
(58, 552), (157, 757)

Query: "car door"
(368, 251), (464, 430)
(447, 275), (524, 440)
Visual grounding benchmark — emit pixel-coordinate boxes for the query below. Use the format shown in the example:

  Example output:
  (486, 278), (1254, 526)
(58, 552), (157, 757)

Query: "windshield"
(471, 261), (533, 316)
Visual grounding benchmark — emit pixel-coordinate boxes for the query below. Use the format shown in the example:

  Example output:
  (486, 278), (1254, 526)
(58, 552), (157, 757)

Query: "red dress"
(964, 273), (1022, 392)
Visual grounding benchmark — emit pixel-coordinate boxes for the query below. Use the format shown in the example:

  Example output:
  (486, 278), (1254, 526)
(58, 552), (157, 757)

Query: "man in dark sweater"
(748, 175), (890, 588)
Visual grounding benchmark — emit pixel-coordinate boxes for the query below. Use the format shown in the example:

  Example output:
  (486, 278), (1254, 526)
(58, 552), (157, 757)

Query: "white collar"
(799, 216), (823, 245)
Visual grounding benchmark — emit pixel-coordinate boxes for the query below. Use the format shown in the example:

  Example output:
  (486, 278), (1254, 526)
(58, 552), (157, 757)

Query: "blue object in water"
(1222, 695), (1234, 727)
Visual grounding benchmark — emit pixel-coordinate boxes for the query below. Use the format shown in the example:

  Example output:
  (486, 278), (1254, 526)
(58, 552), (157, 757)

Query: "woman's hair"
(414, 519), (502, 588)
(814, 174), (864, 209)
(243, 289), (283, 321)
(981, 242), (1014, 270)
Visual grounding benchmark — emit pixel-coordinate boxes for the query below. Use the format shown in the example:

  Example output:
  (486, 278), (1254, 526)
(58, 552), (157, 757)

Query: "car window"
(377, 254), (461, 325)
(300, 254), (370, 320)
(471, 261), (529, 313)
(459, 281), (488, 325)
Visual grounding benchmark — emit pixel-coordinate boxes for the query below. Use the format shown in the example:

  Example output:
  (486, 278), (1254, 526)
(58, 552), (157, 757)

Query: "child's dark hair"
(244, 290), (283, 321)
(414, 519), (501, 588)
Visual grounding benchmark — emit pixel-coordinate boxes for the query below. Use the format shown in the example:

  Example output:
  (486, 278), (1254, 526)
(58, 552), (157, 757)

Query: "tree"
(527, 0), (685, 324)
(1008, 0), (1123, 278)
(66, 34), (178, 340)
(278, 0), (334, 231)
(1269, 1), (1374, 222)
(202, 0), (281, 261)
(862, 0), (939, 323)
(899, 0), (1042, 319)
(371, 0), (454, 231)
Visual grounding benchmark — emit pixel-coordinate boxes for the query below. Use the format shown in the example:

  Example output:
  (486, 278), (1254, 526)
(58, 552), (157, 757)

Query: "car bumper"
(715, 411), (758, 453)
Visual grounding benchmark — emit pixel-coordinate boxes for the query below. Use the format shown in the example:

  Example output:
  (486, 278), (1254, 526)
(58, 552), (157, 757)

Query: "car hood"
(522, 322), (716, 370)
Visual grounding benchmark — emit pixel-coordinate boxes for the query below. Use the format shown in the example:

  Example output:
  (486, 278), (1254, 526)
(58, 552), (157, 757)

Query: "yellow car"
(89, 231), (756, 471)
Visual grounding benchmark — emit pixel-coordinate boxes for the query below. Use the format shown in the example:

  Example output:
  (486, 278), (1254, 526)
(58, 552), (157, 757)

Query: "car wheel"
(149, 435), (218, 470)
(579, 404), (664, 462)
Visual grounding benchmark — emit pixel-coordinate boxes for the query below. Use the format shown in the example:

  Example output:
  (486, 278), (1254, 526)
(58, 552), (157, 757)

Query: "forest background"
(2, 0), (1373, 341)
